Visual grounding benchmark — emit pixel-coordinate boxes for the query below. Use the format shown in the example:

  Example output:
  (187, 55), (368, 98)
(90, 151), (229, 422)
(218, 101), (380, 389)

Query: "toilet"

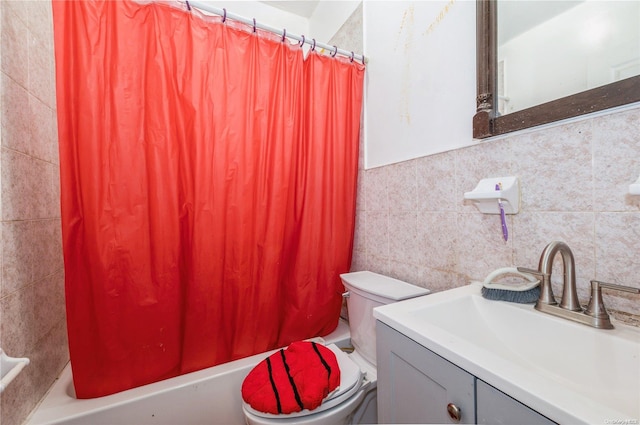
(242, 271), (430, 424)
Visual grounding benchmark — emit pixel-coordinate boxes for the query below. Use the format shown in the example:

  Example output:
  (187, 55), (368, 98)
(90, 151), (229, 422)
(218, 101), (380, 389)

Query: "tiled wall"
(351, 108), (640, 322)
(1, 2), (68, 424)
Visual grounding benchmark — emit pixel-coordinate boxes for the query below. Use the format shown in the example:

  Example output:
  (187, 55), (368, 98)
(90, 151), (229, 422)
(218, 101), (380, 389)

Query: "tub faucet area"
(519, 241), (640, 329)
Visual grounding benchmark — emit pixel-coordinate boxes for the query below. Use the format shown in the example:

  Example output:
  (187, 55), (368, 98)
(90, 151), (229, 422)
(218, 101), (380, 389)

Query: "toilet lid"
(243, 344), (363, 419)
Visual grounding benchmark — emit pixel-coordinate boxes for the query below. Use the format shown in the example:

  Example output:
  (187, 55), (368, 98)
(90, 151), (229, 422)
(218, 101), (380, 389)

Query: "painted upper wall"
(363, 0), (477, 169)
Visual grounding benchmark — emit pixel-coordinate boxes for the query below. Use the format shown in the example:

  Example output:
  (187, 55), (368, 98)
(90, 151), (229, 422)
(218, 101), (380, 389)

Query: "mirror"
(473, 0), (640, 139)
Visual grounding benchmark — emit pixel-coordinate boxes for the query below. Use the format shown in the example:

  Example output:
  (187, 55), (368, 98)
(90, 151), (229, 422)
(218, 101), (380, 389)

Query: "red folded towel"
(242, 341), (341, 414)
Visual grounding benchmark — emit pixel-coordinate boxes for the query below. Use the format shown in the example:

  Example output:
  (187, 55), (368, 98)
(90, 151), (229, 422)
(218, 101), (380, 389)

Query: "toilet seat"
(243, 344), (363, 420)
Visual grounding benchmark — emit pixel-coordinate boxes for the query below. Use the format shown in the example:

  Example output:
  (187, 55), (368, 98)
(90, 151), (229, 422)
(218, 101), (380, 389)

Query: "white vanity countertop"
(373, 283), (640, 425)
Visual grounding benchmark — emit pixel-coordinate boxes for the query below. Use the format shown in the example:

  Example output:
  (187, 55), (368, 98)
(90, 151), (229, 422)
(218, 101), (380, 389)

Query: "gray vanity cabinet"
(377, 322), (556, 424)
(476, 380), (555, 425)
(376, 322), (476, 424)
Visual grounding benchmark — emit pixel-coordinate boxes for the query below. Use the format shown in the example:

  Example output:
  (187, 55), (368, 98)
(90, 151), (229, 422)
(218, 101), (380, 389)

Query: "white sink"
(373, 283), (640, 424)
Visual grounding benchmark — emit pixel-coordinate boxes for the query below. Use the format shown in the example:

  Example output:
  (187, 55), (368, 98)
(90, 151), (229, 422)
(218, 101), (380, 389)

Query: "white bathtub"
(28, 320), (351, 425)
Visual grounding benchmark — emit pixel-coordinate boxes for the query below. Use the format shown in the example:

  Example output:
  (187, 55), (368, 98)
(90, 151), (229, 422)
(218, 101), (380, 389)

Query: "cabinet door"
(476, 380), (556, 425)
(377, 322), (475, 424)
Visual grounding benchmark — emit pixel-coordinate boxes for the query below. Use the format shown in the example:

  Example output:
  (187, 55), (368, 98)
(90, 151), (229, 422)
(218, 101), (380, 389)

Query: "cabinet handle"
(447, 403), (461, 423)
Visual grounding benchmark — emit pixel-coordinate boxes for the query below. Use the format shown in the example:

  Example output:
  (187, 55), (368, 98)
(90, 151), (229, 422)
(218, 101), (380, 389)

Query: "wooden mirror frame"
(473, 0), (640, 139)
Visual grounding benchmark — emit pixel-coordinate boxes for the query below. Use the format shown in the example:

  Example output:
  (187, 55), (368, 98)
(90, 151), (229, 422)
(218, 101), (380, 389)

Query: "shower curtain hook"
(281, 28), (287, 42)
(299, 35), (305, 47)
(361, 54), (366, 65)
(185, 0), (191, 11)
(222, 8), (226, 23)
(350, 51), (354, 62)
(311, 39), (316, 51)
(331, 45), (338, 57)
(253, 18), (256, 33)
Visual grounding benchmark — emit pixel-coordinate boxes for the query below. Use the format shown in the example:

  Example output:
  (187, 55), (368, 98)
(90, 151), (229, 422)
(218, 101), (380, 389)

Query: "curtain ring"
(331, 45), (338, 57)
(299, 34), (305, 47)
(185, 0), (191, 11)
(311, 39), (316, 51)
(222, 8), (226, 23)
(281, 28), (287, 42)
(350, 51), (354, 62)
(253, 18), (256, 33)
(361, 54), (365, 65)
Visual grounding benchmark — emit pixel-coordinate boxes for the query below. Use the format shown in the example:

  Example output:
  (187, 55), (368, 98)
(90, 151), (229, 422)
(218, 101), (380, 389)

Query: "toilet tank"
(340, 271), (429, 366)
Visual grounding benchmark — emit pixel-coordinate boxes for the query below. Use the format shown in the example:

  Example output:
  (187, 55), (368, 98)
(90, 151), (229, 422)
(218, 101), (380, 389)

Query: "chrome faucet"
(519, 240), (640, 329)
(538, 241), (581, 311)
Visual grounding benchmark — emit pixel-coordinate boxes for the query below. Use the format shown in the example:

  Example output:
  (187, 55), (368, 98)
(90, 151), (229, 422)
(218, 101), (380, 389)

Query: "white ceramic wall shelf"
(0, 349), (30, 393)
(464, 176), (520, 214)
(629, 176), (640, 195)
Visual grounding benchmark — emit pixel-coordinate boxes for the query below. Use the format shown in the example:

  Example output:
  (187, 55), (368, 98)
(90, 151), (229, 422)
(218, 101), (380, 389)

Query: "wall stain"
(395, 4), (415, 125)
(395, 4), (415, 52)
(395, 0), (455, 125)
(423, 0), (456, 36)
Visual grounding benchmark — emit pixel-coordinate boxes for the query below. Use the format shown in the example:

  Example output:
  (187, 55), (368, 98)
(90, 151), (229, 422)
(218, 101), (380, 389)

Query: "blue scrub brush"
(481, 267), (540, 303)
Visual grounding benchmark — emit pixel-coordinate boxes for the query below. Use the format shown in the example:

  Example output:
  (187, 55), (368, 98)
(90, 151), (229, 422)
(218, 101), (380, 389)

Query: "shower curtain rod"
(184, 1), (366, 64)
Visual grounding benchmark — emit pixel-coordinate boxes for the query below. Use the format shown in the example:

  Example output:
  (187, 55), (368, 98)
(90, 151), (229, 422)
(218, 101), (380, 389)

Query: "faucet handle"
(584, 280), (640, 329)
(517, 267), (556, 305)
(592, 280), (640, 295)
(516, 267), (544, 277)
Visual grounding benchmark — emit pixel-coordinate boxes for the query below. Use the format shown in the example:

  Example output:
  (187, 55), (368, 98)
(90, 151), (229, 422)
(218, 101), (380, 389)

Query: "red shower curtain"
(53, 0), (364, 398)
